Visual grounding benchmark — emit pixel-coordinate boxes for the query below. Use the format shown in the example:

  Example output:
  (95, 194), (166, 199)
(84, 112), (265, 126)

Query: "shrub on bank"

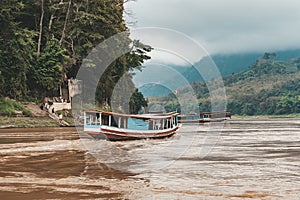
(0, 99), (32, 116)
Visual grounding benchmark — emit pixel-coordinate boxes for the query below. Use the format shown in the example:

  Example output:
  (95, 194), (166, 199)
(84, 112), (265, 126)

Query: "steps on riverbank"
(24, 102), (71, 127)
(48, 112), (70, 127)
(48, 103), (71, 127)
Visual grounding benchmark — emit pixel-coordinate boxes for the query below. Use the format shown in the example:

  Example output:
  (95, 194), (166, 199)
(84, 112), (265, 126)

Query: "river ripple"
(0, 118), (299, 199)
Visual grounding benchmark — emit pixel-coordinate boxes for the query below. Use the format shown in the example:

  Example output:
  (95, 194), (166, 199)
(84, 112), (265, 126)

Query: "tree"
(96, 40), (152, 106)
(0, 0), (151, 107)
(28, 39), (70, 98)
(37, 0), (44, 56)
(262, 52), (277, 60)
(276, 96), (294, 114)
(129, 89), (148, 114)
(0, 1), (36, 99)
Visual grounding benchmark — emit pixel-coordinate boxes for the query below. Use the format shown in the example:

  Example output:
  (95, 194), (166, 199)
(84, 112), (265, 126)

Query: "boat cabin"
(83, 110), (179, 133)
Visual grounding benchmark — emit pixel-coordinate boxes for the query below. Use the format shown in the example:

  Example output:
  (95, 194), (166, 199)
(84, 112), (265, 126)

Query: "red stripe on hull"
(100, 125), (180, 141)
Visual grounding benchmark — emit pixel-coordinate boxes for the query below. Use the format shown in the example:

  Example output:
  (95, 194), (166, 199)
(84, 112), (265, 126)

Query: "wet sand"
(0, 118), (300, 199)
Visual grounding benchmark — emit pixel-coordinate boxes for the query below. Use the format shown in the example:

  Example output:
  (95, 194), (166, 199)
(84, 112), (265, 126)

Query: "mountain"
(138, 49), (300, 98)
(192, 56), (300, 115)
(147, 54), (300, 115)
(139, 83), (173, 97)
(176, 48), (300, 83)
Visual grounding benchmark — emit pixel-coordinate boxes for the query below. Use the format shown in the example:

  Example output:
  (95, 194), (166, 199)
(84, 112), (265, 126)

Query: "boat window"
(148, 119), (167, 130)
(164, 118), (173, 129)
(101, 114), (109, 125)
(128, 118), (149, 130)
(154, 120), (162, 130)
(117, 117), (128, 128)
(85, 112), (101, 125)
(100, 114), (113, 126)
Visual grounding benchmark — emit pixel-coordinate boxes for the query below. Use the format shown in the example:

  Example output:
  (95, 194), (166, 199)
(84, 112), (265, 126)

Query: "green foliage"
(0, 99), (32, 116)
(129, 89), (148, 114)
(28, 39), (70, 98)
(262, 52), (276, 60)
(276, 96), (300, 114)
(164, 102), (181, 113)
(0, 0), (37, 99)
(22, 109), (33, 117)
(153, 52), (300, 116)
(96, 40), (152, 108)
(0, 0), (150, 112)
(225, 56), (300, 115)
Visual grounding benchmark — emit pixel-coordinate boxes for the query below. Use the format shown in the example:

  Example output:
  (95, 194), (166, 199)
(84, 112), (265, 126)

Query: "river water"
(0, 118), (299, 199)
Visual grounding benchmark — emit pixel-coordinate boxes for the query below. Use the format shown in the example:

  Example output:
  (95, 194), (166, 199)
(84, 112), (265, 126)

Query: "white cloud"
(130, 28), (208, 65)
(146, 50), (190, 66)
(125, 0), (300, 55)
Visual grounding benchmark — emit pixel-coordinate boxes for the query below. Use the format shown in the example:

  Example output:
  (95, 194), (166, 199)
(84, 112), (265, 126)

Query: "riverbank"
(0, 99), (75, 128)
(1, 114), (299, 129)
(0, 116), (75, 128)
(0, 116), (60, 128)
(232, 113), (300, 119)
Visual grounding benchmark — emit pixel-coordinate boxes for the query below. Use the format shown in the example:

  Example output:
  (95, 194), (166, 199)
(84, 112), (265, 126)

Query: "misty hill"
(176, 48), (300, 83)
(193, 55), (300, 115)
(213, 48), (300, 76)
(139, 49), (300, 98)
(148, 53), (300, 115)
(139, 84), (173, 97)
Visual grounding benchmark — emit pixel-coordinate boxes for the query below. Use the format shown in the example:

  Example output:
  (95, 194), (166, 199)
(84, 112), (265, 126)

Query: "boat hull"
(102, 131), (176, 141)
(97, 124), (181, 141)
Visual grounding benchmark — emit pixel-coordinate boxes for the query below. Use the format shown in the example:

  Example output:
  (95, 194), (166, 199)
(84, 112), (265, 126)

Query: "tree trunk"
(60, 0), (72, 45)
(49, 14), (54, 30)
(37, 0), (44, 56)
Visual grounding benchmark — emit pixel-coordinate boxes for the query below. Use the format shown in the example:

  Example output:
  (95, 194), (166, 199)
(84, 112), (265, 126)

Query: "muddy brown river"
(0, 118), (299, 199)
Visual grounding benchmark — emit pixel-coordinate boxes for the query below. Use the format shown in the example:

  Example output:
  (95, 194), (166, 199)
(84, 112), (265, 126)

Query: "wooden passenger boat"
(178, 111), (231, 124)
(83, 110), (181, 141)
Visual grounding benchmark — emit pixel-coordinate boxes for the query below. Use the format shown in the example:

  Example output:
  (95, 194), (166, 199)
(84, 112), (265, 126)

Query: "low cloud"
(130, 28), (208, 65)
(125, 0), (300, 55)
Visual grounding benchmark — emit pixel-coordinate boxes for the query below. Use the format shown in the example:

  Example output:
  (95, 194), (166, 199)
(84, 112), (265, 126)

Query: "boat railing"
(83, 110), (179, 131)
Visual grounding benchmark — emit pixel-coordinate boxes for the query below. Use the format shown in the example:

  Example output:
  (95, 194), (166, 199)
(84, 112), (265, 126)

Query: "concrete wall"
(49, 102), (71, 112)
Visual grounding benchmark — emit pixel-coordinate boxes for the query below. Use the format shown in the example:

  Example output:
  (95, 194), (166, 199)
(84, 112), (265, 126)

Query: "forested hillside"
(195, 54), (300, 115)
(156, 53), (300, 115)
(0, 0), (150, 111)
(224, 56), (300, 115)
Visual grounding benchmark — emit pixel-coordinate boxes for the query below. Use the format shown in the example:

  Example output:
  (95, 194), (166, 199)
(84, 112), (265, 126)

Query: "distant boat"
(178, 111), (231, 123)
(83, 110), (181, 141)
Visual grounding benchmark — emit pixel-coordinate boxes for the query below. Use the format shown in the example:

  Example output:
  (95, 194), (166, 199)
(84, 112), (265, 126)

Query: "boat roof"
(83, 110), (179, 120)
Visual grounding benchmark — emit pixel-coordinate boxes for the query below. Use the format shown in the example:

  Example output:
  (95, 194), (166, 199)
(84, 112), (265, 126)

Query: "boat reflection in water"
(83, 110), (181, 141)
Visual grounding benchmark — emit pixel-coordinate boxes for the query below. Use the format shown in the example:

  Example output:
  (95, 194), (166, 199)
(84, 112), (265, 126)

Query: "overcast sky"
(124, 0), (300, 56)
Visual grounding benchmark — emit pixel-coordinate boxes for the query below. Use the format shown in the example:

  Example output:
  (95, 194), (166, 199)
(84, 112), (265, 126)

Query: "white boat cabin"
(83, 110), (179, 133)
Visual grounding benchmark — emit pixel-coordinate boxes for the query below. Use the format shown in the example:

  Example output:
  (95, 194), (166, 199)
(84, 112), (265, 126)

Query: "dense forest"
(155, 53), (300, 115)
(0, 0), (150, 113)
(223, 54), (300, 115)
